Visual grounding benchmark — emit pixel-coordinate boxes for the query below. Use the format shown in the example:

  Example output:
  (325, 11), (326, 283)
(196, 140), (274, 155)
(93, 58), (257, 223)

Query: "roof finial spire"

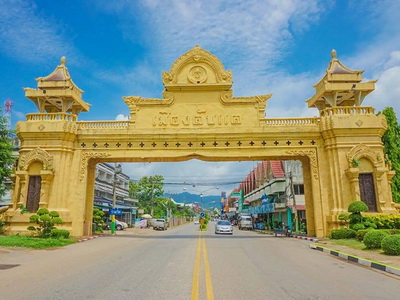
(60, 56), (66, 65)
(331, 49), (337, 59)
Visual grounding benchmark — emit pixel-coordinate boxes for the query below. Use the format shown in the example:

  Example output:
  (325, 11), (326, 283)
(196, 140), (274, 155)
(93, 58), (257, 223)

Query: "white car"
(153, 219), (168, 230)
(215, 220), (233, 235)
(115, 220), (128, 230)
(194, 219), (200, 225)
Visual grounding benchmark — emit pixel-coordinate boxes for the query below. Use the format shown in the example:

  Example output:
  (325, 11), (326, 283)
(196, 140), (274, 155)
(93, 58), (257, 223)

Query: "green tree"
(129, 175), (164, 216)
(0, 109), (15, 197)
(380, 107), (400, 203)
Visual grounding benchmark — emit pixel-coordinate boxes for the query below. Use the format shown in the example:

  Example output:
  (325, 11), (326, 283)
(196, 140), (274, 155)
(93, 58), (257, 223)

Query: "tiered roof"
(306, 50), (376, 110)
(24, 56), (90, 115)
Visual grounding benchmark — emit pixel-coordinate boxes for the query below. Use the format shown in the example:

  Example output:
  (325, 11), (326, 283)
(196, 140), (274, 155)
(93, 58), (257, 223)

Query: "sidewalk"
(77, 226), (155, 242)
(253, 229), (400, 277)
(310, 243), (400, 277)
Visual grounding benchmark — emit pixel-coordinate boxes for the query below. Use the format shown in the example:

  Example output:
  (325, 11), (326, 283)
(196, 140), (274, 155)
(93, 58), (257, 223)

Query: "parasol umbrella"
(141, 214), (152, 219)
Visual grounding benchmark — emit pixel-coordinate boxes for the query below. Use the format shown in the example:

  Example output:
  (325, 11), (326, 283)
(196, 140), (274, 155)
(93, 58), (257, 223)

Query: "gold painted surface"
(8, 47), (398, 237)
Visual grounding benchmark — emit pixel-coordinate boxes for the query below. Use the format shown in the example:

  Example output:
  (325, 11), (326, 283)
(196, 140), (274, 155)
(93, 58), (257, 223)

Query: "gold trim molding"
(285, 149), (319, 179)
(19, 148), (54, 171)
(79, 152), (111, 181)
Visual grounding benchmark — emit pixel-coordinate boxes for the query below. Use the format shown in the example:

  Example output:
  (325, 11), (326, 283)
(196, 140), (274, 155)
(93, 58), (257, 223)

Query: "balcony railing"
(78, 121), (131, 130)
(26, 113), (77, 122)
(321, 106), (375, 117)
(263, 117), (320, 126)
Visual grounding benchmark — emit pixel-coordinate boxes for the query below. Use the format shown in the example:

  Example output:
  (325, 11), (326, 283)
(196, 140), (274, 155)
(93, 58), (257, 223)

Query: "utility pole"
(150, 179), (155, 217)
(289, 171), (299, 232)
(111, 163), (122, 234)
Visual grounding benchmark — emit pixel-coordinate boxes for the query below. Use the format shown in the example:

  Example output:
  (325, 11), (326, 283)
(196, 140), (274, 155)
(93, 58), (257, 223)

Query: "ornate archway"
(8, 46), (397, 237)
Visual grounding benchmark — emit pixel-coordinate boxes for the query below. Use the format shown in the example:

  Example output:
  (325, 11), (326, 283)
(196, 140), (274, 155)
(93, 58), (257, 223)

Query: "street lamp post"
(111, 163), (122, 234)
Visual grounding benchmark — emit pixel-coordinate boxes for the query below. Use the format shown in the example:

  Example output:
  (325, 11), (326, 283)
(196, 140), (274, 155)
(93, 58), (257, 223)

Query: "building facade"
(93, 163), (138, 225)
(229, 160), (305, 232)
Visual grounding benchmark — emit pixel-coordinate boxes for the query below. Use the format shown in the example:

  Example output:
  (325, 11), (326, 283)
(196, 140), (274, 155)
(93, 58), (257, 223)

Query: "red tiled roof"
(270, 161), (285, 178)
(262, 161), (269, 176)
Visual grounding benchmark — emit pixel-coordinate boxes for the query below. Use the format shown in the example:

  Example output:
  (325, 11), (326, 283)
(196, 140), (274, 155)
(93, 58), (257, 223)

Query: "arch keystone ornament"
(346, 144), (381, 168)
(8, 48), (398, 237)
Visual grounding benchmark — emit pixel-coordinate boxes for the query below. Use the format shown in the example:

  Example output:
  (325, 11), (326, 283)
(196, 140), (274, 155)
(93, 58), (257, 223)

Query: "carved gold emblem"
(188, 66), (207, 84)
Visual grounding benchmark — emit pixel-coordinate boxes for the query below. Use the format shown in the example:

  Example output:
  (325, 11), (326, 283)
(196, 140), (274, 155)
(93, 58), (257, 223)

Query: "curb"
(293, 235), (319, 242)
(77, 234), (110, 243)
(254, 230), (319, 242)
(310, 244), (400, 277)
(254, 229), (273, 235)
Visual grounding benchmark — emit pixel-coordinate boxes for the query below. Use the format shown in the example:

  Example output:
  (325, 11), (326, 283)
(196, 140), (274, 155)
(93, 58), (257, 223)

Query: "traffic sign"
(200, 212), (205, 218)
(110, 208), (123, 215)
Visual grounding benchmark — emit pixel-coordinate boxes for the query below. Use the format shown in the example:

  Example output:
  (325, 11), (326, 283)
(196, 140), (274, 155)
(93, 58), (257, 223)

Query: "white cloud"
(115, 114), (129, 121)
(137, 0), (325, 74)
(0, 0), (76, 64)
(367, 65), (400, 114)
(93, 1), (325, 81)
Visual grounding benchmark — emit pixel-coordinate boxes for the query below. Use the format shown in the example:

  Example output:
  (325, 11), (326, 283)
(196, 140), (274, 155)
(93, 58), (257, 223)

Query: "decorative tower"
(23, 57), (90, 115)
(308, 50), (397, 232)
(306, 49), (376, 110)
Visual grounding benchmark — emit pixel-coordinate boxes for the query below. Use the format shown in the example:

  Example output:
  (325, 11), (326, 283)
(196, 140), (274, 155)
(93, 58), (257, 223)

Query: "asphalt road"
(1, 222), (400, 300)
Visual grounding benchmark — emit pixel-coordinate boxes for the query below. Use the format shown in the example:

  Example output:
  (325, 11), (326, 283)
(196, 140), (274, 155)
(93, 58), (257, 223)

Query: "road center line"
(202, 238), (215, 300)
(191, 236), (201, 300)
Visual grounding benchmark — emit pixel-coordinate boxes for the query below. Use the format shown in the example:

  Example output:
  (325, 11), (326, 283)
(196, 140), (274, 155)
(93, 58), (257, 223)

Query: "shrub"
(27, 209), (64, 238)
(338, 213), (349, 227)
(92, 208), (106, 233)
(338, 213), (349, 222)
(381, 229), (400, 235)
(50, 229), (70, 239)
(347, 201), (369, 227)
(363, 221), (377, 229)
(363, 230), (389, 249)
(330, 228), (356, 239)
(348, 201), (369, 213)
(381, 235), (400, 255)
(356, 229), (374, 241)
(365, 215), (400, 229)
(350, 223), (365, 231)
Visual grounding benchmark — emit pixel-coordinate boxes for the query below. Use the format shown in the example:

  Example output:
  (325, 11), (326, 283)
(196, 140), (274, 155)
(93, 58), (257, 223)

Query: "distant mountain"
(163, 192), (222, 209)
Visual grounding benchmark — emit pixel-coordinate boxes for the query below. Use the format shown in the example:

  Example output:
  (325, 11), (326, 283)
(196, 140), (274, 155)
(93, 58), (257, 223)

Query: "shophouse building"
(228, 160), (305, 232)
(94, 163), (138, 225)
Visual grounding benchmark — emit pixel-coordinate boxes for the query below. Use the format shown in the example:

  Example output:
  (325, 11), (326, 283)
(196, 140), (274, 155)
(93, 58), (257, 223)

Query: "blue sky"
(1, 0), (400, 196)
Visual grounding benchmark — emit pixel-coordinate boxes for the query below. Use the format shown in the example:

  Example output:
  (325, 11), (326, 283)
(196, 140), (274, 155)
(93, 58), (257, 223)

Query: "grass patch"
(0, 235), (76, 249)
(328, 238), (366, 250)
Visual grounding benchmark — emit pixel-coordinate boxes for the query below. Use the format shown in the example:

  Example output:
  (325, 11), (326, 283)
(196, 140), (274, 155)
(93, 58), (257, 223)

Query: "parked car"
(103, 219), (128, 230)
(238, 215), (253, 230)
(194, 219), (200, 225)
(215, 220), (233, 235)
(153, 219), (168, 230)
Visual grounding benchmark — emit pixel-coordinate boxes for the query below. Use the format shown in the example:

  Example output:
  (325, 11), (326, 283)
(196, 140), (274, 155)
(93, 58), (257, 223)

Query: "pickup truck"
(238, 216), (253, 230)
(153, 219), (168, 231)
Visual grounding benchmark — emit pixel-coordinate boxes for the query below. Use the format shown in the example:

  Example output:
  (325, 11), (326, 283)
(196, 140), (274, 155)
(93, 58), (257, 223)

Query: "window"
(294, 184), (304, 195)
